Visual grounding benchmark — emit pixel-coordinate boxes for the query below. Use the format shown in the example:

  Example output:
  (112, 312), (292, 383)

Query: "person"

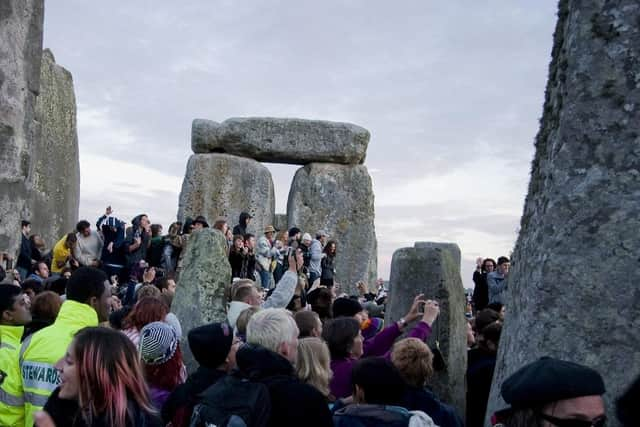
(212, 217), (228, 235)
(20, 266), (112, 426)
(35, 327), (161, 427)
(392, 338), (463, 427)
(256, 225), (279, 289)
(29, 261), (50, 283)
(21, 278), (43, 300)
(617, 374), (639, 427)
(235, 306), (259, 342)
(308, 287), (334, 322)
(487, 256), (509, 304)
(472, 258), (495, 312)
(326, 296), (439, 399)
(493, 357), (606, 427)
(51, 232), (79, 274)
(308, 231), (327, 284)
(296, 337), (333, 400)
(228, 234), (249, 279)
(235, 308), (333, 426)
(243, 233), (257, 279)
(467, 322), (501, 427)
(138, 321), (184, 411)
(193, 215), (209, 231)
(232, 211), (252, 237)
(300, 233), (313, 273)
(23, 291), (62, 339)
(17, 220), (33, 280)
(161, 221), (183, 273)
(98, 213), (127, 282)
(146, 223), (164, 268)
(295, 310), (323, 338)
(29, 234), (47, 264)
(74, 220), (104, 267)
(320, 240), (337, 287)
(121, 296), (169, 346)
(125, 214), (151, 273)
(162, 322), (240, 426)
(0, 284), (32, 426)
(332, 357), (436, 427)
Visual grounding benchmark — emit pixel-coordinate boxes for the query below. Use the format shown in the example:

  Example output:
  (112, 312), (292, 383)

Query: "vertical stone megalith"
(0, 0), (44, 252)
(31, 49), (80, 246)
(486, 1), (640, 424)
(173, 228), (231, 371)
(178, 153), (275, 235)
(287, 163), (377, 294)
(384, 244), (466, 416)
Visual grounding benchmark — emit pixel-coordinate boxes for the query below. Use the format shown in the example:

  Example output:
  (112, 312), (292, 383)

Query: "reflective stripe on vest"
(19, 334), (33, 364)
(0, 342), (16, 351)
(0, 387), (24, 406)
(23, 391), (49, 407)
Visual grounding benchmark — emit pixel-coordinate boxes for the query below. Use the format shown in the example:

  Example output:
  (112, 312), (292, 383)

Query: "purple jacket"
(150, 386), (172, 411)
(329, 321), (432, 399)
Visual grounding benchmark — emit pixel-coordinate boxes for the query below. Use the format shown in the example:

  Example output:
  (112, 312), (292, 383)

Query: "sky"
(43, 1), (558, 289)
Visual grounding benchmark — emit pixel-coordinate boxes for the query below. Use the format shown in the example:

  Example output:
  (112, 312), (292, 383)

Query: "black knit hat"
(332, 297), (363, 318)
(188, 322), (234, 369)
(501, 357), (605, 410)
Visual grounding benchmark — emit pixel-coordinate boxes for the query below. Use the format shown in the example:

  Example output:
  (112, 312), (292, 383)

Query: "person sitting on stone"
(51, 232), (79, 274)
(74, 219), (104, 267)
(392, 337), (463, 427)
(28, 261), (49, 283)
(492, 357), (606, 427)
(256, 225), (279, 289)
(332, 357), (436, 427)
(487, 256), (509, 304)
(232, 211), (252, 237)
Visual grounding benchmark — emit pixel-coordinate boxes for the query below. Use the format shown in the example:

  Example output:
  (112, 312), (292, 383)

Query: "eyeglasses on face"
(538, 413), (606, 427)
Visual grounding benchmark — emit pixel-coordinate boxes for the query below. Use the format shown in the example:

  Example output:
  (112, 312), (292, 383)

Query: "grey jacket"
(309, 239), (323, 275)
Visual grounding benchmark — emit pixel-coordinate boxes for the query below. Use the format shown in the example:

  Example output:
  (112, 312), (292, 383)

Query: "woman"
(320, 240), (337, 288)
(36, 327), (160, 427)
(228, 235), (248, 279)
(121, 297), (169, 346)
(139, 322), (185, 412)
(296, 337), (334, 401)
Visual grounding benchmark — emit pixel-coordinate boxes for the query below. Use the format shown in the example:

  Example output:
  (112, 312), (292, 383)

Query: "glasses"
(539, 413), (606, 427)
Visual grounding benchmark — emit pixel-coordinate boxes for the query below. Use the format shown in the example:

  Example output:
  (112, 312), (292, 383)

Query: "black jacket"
(236, 344), (333, 427)
(472, 271), (489, 311)
(17, 233), (32, 270)
(466, 347), (497, 427)
(402, 386), (464, 427)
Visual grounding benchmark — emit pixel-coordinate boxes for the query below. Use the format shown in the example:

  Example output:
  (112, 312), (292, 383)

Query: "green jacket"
(19, 300), (98, 427)
(0, 324), (25, 426)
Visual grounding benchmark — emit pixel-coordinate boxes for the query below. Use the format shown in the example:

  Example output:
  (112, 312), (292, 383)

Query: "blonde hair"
(391, 338), (434, 388)
(236, 306), (260, 336)
(295, 337), (332, 397)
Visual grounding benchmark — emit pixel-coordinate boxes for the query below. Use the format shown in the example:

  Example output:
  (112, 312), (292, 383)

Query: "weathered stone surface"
(486, 2), (640, 425)
(178, 153), (275, 236)
(287, 163), (376, 294)
(30, 49), (79, 247)
(273, 213), (288, 234)
(414, 242), (461, 269)
(384, 245), (467, 416)
(173, 228), (231, 371)
(192, 117), (370, 165)
(0, 0), (44, 253)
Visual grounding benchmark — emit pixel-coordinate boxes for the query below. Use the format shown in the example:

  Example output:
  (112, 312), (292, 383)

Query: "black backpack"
(189, 374), (271, 427)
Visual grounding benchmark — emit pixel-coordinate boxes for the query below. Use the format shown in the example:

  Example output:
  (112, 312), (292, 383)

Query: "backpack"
(189, 374), (271, 427)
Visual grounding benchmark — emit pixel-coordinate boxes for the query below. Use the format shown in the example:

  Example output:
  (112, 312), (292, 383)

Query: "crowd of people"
(0, 213), (636, 427)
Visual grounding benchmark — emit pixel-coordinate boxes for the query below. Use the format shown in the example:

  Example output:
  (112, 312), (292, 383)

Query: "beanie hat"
(361, 317), (384, 340)
(188, 322), (234, 368)
(302, 233), (312, 242)
(332, 297), (363, 318)
(139, 321), (178, 365)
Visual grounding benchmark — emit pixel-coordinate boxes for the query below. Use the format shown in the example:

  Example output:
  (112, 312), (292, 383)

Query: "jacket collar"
(56, 300), (99, 328)
(0, 324), (24, 346)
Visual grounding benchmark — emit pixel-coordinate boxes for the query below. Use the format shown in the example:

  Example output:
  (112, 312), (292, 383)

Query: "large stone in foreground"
(30, 49), (79, 247)
(287, 163), (376, 294)
(173, 228), (231, 371)
(0, 0), (44, 253)
(178, 153), (275, 236)
(384, 245), (467, 416)
(486, 1), (640, 425)
(192, 117), (370, 165)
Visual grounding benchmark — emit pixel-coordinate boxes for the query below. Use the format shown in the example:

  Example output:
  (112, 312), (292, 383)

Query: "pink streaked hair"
(73, 327), (156, 427)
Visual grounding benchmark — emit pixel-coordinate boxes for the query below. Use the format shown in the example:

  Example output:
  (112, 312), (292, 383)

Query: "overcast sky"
(43, 1), (558, 289)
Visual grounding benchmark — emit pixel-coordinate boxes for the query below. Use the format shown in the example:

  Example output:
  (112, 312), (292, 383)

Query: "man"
(256, 225), (279, 289)
(17, 220), (33, 281)
(227, 248), (303, 328)
(20, 267), (111, 426)
(237, 308), (333, 426)
(494, 357), (606, 427)
(232, 212), (252, 237)
(125, 213), (151, 271)
(28, 261), (49, 283)
(0, 285), (32, 426)
(300, 233), (313, 273)
(51, 233), (79, 274)
(74, 220), (104, 267)
(487, 256), (509, 304)
(193, 215), (209, 231)
(308, 230), (327, 284)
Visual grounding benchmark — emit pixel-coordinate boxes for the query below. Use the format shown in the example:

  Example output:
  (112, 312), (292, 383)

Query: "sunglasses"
(539, 413), (606, 427)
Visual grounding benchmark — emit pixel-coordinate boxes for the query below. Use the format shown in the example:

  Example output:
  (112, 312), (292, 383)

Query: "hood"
(236, 343), (294, 380)
(227, 301), (251, 329)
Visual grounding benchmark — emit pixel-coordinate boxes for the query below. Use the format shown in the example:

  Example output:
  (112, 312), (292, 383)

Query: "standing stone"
(384, 244), (467, 416)
(192, 118), (370, 165)
(30, 49), (79, 247)
(178, 153), (275, 236)
(273, 213), (288, 234)
(414, 242), (461, 270)
(287, 163), (376, 294)
(172, 228), (231, 371)
(0, 0), (44, 253)
(486, 1), (640, 425)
